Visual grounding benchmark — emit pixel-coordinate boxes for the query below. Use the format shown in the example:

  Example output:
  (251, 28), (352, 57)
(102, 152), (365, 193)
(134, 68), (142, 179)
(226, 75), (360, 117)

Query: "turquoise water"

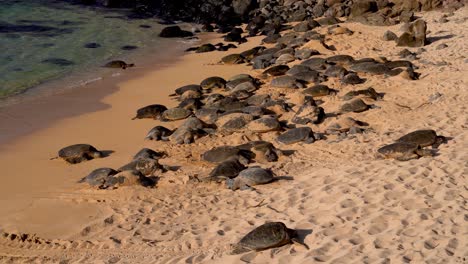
(0, 0), (172, 98)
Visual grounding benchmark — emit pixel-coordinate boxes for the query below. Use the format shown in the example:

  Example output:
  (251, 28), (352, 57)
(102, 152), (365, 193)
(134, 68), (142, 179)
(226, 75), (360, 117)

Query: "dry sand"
(0, 8), (467, 264)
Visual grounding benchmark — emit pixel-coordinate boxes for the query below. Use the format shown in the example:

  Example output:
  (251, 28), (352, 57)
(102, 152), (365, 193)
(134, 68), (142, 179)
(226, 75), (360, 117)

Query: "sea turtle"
(237, 141), (280, 163)
(300, 57), (328, 71)
(207, 158), (247, 182)
(145, 126), (173, 140)
(118, 158), (165, 176)
(132, 104), (168, 120)
(216, 113), (254, 133)
(277, 127), (315, 144)
(377, 142), (433, 161)
(341, 72), (365, 85)
(173, 84), (202, 96)
(200, 76), (226, 90)
(231, 90), (253, 100)
(103, 60), (134, 69)
(349, 62), (392, 75)
(292, 101), (325, 125)
(196, 43), (216, 53)
(291, 70), (324, 84)
(324, 65), (348, 78)
(228, 74), (254, 82)
(247, 116), (282, 133)
(230, 81), (257, 93)
(247, 94), (272, 106)
(226, 167), (275, 190)
(202, 146), (253, 164)
(53, 144), (103, 164)
(396, 129), (445, 148)
(286, 65), (313, 76)
(240, 46), (266, 61)
(195, 108), (220, 125)
(326, 55), (355, 65)
(161, 108), (192, 121)
(242, 106), (266, 117)
(178, 98), (203, 111)
(342, 87), (381, 101)
(78, 167), (118, 187)
(133, 148), (167, 160)
(230, 222), (300, 254)
(275, 53), (296, 64)
(226, 78), (253, 91)
(263, 65), (290, 77)
(340, 98), (370, 113)
(105, 170), (157, 188)
(302, 84), (337, 97)
(271, 76), (305, 89)
(169, 117), (207, 144)
(325, 117), (367, 134)
(221, 54), (245, 64)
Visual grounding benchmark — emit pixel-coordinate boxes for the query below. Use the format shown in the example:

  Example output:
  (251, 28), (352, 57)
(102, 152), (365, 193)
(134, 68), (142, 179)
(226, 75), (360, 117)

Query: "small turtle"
(106, 170), (157, 188)
(277, 127), (315, 144)
(200, 76), (226, 90)
(342, 87), (381, 101)
(132, 104), (168, 120)
(271, 76), (305, 89)
(196, 43), (216, 53)
(145, 126), (173, 140)
(118, 158), (165, 176)
(53, 144), (103, 164)
(103, 60), (134, 69)
(247, 116), (281, 133)
(238, 141), (280, 163)
(207, 158), (247, 181)
(221, 54), (245, 64)
(226, 167), (275, 190)
(161, 108), (192, 121)
(78, 168), (118, 187)
(133, 148), (167, 160)
(202, 146), (253, 164)
(230, 222), (302, 254)
(341, 72), (365, 85)
(396, 129), (445, 148)
(324, 65), (348, 78)
(340, 98), (370, 113)
(303, 84), (337, 97)
(263, 65), (290, 77)
(377, 142), (433, 161)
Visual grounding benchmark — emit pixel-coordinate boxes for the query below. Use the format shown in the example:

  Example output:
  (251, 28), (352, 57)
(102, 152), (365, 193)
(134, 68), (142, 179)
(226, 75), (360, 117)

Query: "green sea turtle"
(292, 101), (325, 125)
(196, 43), (216, 53)
(262, 65), (290, 77)
(226, 167), (275, 190)
(342, 87), (381, 101)
(118, 158), (165, 176)
(133, 148), (167, 160)
(195, 108), (220, 125)
(178, 98), (203, 111)
(105, 170), (157, 188)
(302, 85), (337, 97)
(396, 130), (445, 148)
(271, 76), (305, 89)
(230, 81), (257, 93)
(216, 113), (254, 133)
(173, 84), (202, 96)
(300, 58), (328, 71)
(226, 77), (254, 91)
(78, 168), (118, 187)
(53, 144), (103, 164)
(377, 142), (433, 161)
(221, 54), (245, 64)
(202, 146), (253, 164)
(326, 55), (355, 64)
(161, 108), (192, 121)
(325, 117), (367, 134)
(324, 65), (348, 78)
(286, 65), (313, 76)
(277, 127), (315, 144)
(238, 141), (280, 163)
(230, 222), (303, 254)
(240, 46), (266, 61)
(169, 117), (206, 144)
(132, 104), (168, 120)
(349, 62), (391, 75)
(340, 98), (370, 113)
(341, 72), (365, 85)
(247, 116), (281, 133)
(145, 126), (173, 140)
(103, 60), (134, 69)
(200, 76), (226, 90)
(207, 158), (247, 182)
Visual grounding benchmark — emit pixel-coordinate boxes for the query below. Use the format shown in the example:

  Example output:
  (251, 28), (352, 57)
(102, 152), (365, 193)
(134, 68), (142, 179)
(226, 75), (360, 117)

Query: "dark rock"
(383, 30), (398, 41)
(159, 26), (193, 38)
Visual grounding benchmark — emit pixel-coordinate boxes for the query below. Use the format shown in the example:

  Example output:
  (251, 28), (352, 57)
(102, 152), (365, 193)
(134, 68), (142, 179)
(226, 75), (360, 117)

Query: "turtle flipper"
(291, 238), (310, 250)
(49, 156), (60, 160)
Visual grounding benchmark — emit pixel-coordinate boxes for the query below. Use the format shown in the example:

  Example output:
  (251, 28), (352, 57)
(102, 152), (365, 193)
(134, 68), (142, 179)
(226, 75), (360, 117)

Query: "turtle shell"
(396, 130), (438, 147)
(277, 127), (314, 144)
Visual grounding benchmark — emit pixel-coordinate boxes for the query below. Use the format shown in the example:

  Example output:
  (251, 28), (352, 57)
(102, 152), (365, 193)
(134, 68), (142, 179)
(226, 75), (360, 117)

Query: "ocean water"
(0, 0), (180, 99)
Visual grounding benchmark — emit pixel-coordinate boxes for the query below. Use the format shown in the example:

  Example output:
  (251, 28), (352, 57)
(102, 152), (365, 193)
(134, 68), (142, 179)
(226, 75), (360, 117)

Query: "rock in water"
(159, 26), (193, 38)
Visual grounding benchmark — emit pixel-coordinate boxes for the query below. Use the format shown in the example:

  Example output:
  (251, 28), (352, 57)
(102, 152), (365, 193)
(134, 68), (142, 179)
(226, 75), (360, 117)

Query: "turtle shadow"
(427, 34), (455, 44)
(100, 150), (114, 158)
(275, 176), (294, 181)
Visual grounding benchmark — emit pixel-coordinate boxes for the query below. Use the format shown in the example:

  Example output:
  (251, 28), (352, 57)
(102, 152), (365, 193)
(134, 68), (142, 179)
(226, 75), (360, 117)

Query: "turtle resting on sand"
(145, 126), (173, 141)
(396, 129), (445, 148)
(206, 158), (247, 182)
(103, 60), (134, 69)
(277, 127), (315, 144)
(133, 148), (167, 160)
(238, 141), (280, 163)
(52, 144), (103, 164)
(226, 167), (275, 190)
(132, 104), (168, 120)
(161, 108), (192, 121)
(377, 142), (433, 161)
(340, 98), (371, 113)
(78, 168), (118, 187)
(118, 157), (166, 176)
(202, 146), (253, 164)
(230, 222), (306, 254)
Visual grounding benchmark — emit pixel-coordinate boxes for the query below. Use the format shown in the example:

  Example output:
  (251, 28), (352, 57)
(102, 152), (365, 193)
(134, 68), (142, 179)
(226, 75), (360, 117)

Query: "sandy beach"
(0, 6), (467, 264)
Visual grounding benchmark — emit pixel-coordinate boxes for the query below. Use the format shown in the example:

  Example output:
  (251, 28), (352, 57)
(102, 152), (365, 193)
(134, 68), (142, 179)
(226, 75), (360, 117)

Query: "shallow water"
(0, 0), (175, 99)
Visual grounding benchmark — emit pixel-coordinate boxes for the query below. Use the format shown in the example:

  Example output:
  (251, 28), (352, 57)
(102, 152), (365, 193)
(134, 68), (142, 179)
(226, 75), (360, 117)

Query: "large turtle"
(341, 72), (365, 85)
(271, 76), (305, 89)
(161, 108), (192, 121)
(262, 65), (290, 77)
(324, 65), (348, 78)
(53, 144), (103, 164)
(202, 146), (253, 164)
(377, 142), (433, 161)
(302, 84), (337, 97)
(396, 129), (445, 148)
(200, 76), (226, 90)
(247, 116), (282, 133)
(133, 148), (167, 160)
(195, 108), (220, 125)
(226, 167), (275, 190)
(132, 104), (168, 120)
(145, 126), (173, 140)
(118, 158), (165, 176)
(173, 84), (202, 96)
(342, 87), (381, 101)
(105, 170), (157, 188)
(277, 127), (315, 144)
(78, 168), (118, 187)
(230, 222), (301, 254)
(207, 158), (247, 182)
(221, 54), (245, 64)
(103, 60), (134, 69)
(237, 141), (280, 163)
